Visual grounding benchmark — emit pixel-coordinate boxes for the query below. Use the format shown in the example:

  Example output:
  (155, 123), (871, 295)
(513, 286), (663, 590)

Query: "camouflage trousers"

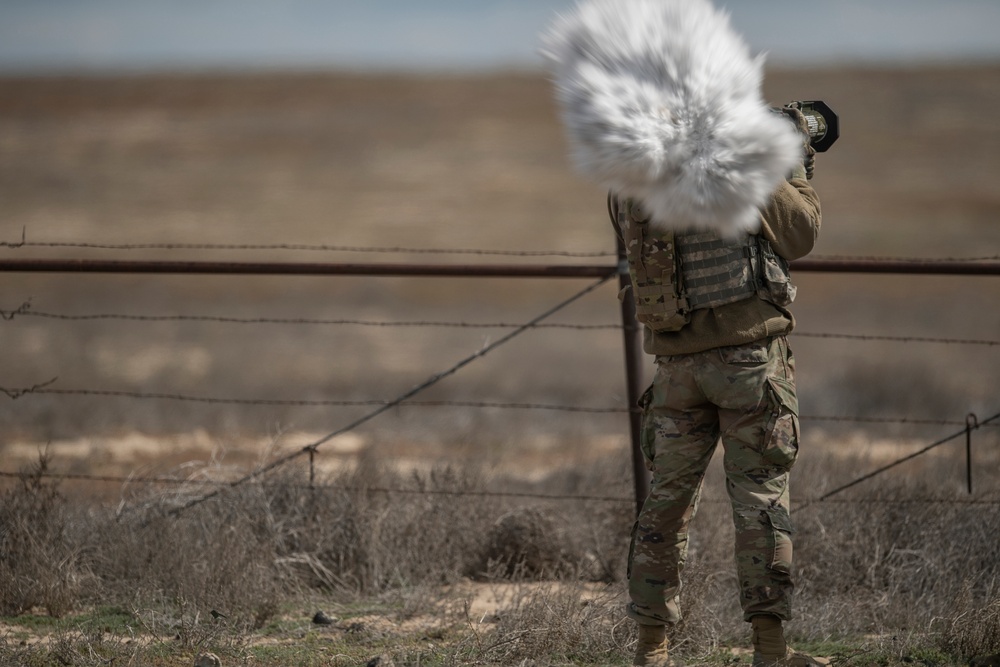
(627, 336), (799, 626)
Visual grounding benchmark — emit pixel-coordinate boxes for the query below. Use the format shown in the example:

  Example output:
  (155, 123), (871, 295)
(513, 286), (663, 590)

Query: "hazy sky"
(1, 0), (998, 73)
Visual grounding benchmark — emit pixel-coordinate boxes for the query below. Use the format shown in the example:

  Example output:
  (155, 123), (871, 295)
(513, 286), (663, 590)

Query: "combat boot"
(634, 623), (672, 666)
(751, 615), (829, 667)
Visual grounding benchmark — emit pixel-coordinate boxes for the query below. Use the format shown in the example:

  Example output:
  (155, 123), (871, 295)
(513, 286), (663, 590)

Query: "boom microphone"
(542, 0), (804, 236)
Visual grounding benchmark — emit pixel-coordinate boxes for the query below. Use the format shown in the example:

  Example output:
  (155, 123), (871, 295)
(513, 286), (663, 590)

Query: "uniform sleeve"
(758, 177), (821, 261)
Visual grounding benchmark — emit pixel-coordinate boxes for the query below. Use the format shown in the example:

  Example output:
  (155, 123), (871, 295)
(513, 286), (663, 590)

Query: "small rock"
(366, 655), (395, 667)
(312, 610), (336, 625)
(193, 653), (222, 667)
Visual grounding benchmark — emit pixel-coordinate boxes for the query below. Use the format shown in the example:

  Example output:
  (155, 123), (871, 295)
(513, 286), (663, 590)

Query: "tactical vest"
(614, 196), (796, 333)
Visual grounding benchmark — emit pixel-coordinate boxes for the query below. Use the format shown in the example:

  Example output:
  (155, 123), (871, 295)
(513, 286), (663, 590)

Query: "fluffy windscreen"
(542, 0), (802, 235)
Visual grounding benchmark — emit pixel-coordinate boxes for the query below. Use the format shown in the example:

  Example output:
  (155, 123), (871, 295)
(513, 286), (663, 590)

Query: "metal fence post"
(617, 237), (650, 516)
(965, 413), (978, 494)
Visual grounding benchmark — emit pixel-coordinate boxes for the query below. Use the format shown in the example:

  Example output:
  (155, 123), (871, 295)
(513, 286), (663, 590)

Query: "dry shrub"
(79, 452), (603, 626)
(474, 507), (576, 579)
(85, 450), (627, 623)
(534, 453), (636, 583)
(295, 453), (624, 593)
(284, 455), (497, 593)
(0, 451), (86, 617)
(791, 475), (1000, 638)
(937, 583), (1000, 662)
(89, 466), (302, 628)
(476, 582), (628, 665)
(105, 509), (285, 629)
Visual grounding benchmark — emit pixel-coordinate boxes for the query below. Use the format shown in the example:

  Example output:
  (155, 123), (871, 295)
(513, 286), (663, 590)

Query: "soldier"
(612, 107), (827, 667)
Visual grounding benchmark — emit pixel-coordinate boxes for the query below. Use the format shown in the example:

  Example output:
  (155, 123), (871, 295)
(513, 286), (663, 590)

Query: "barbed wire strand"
(4, 302), (998, 346)
(6, 382), (1000, 429)
(0, 470), (632, 503)
(0, 388), (627, 412)
(793, 332), (1000, 347)
(0, 303), (619, 331)
(0, 236), (613, 259)
(801, 414), (1000, 427)
(793, 410), (1000, 514)
(166, 274), (614, 516)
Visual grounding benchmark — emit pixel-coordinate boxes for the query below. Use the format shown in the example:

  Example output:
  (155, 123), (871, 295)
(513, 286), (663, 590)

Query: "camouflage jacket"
(611, 177), (821, 356)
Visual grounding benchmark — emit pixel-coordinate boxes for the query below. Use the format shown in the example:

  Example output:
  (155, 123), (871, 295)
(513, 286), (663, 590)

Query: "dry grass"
(0, 451), (83, 619)
(1, 433), (999, 665)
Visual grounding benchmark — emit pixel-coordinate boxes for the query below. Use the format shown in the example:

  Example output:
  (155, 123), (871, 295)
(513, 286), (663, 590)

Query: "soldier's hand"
(803, 143), (816, 180)
(781, 106), (817, 180)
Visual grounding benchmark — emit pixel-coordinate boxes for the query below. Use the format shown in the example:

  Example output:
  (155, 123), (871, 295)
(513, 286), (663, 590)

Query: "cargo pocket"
(762, 376), (799, 469)
(763, 509), (794, 574)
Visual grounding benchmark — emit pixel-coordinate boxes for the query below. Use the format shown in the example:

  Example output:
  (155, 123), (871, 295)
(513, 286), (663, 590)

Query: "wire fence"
(1, 240), (999, 516)
(3, 300), (1000, 346)
(3, 382), (1000, 429)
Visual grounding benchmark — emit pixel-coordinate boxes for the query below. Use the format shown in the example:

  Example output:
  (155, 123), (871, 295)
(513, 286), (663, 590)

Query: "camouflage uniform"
(627, 335), (798, 624)
(614, 175), (821, 628)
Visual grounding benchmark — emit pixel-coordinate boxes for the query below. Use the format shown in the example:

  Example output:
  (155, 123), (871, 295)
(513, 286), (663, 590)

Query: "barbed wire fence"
(1, 238), (998, 516)
(4, 300), (1000, 346)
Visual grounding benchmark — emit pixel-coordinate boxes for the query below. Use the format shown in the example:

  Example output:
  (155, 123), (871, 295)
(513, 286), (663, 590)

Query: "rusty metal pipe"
(0, 258), (998, 276)
(0, 259), (617, 278)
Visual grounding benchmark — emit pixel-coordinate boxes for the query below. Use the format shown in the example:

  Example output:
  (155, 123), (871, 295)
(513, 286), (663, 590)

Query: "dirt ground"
(0, 66), (998, 483)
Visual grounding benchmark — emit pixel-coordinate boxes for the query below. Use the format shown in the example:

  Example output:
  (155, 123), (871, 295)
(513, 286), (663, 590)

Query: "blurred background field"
(0, 67), (998, 482)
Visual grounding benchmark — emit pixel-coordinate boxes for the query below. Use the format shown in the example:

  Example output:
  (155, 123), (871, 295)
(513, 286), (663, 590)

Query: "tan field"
(1, 66), (997, 482)
(0, 64), (999, 667)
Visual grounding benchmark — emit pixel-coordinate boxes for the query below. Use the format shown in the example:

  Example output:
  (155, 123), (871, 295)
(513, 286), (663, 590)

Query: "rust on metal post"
(616, 236), (650, 516)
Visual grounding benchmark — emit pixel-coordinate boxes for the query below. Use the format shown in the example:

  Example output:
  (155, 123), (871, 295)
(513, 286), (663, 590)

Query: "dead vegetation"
(1, 433), (999, 665)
